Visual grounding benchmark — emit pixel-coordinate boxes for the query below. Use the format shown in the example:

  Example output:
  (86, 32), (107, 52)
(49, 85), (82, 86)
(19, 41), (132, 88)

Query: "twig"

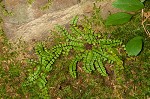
(141, 9), (150, 37)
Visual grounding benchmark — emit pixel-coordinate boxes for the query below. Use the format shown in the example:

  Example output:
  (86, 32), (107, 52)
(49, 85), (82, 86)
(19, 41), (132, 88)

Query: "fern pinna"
(23, 16), (123, 94)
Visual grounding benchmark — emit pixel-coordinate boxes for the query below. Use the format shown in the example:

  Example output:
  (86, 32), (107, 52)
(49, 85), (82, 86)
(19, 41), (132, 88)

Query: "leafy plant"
(27, 0), (35, 4)
(0, 1), (149, 98)
(23, 16), (123, 97)
(112, 0), (144, 11)
(105, 12), (132, 25)
(105, 0), (144, 26)
(125, 36), (144, 56)
(105, 0), (146, 56)
(41, 0), (52, 10)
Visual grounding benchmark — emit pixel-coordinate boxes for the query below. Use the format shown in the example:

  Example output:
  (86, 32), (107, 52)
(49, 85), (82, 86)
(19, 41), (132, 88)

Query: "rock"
(2, 0), (120, 43)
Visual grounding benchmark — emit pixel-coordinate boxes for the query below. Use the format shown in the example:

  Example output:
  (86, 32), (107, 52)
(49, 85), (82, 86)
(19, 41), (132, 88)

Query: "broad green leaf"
(113, 0), (144, 11)
(105, 12), (132, 26)
(140, 0), (145, 2)
(126, 36), (144, 56)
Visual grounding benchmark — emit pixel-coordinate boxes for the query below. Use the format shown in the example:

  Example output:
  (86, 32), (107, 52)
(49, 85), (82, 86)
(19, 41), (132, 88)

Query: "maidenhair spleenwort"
(23, 16), (124, 97)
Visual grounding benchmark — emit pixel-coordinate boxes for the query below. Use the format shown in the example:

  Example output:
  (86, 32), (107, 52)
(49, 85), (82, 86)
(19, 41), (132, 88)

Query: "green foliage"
(23, 16), (123, 97)
(140, 0), (146, 2)
(27, 0), (35, 4)
(22, 44), (52, 98)
(125, 36), (144, 56)
(27, 0), (52, 10)
(110, 10), (150, 98)
(0, 1), (149, 98)
(41, 0), (52, 10)
(105, 0), (146, 56)
(56, 16), (123, 78)
(113, 0), (144, 11)
(0, 2), (13, 16)
(105, 12), (132, 25)
(106, 0), (144, 26)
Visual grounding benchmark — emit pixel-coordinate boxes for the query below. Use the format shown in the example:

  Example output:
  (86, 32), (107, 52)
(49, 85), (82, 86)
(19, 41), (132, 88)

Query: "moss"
(0, 0), (149, 98)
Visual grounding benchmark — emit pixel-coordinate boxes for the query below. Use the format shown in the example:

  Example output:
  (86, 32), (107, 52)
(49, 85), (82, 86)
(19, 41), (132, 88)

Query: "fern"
(23, 16), (124, 96)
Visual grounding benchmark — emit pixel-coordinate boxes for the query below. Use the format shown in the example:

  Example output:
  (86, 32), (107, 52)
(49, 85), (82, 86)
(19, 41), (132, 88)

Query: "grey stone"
(2, 0), (120, 43)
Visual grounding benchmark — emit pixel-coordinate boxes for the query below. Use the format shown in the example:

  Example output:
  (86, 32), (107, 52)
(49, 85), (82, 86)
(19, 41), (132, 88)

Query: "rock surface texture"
(1, 0), (119, 43)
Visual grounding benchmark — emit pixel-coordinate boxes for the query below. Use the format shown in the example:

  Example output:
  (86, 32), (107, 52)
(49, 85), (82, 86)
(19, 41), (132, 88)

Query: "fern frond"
(69, 59), (78, 78)
(90, 51), (97, 71)
(82, 51), (92, 73)
(95, 53), (107, 76)
(70, 26), (84, 37)
(24, 16), (124, 95)
(86, 50), (95, 71)
(56, 25), (77, 41)
(70, 15), (78, 26)
(23, 65), (41, 86)
(69, 54), (83, 78)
